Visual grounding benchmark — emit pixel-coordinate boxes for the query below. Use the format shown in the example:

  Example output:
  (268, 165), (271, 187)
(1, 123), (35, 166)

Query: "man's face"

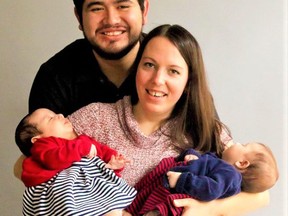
(78, 0), (149, 60)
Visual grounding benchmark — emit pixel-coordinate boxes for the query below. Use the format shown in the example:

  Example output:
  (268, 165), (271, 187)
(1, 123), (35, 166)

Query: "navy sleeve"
(174, 155), (242, 201)
(176, 148), (201, 162)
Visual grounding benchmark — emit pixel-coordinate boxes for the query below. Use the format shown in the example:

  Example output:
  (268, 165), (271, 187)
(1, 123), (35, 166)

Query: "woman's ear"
(235, 160), (250, 169)
(31, 135), (41, 144)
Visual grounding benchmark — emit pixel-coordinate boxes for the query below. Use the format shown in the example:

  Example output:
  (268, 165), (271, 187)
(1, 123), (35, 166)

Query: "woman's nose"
(152, 70), (165, 85)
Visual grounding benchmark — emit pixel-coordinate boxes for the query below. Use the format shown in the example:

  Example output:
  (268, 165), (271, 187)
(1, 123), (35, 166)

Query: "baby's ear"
(31, 135), (41, 144)
(235, 160), (250, 169)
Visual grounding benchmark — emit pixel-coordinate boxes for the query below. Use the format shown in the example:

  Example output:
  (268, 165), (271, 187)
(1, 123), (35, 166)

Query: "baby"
(127, 141), (278, 215)
(15, 108), (136, 216)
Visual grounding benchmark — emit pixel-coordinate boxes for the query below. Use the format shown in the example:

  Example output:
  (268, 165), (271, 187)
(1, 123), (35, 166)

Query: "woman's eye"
(171, 69), (180, 75)
(144, 62), (154, 68)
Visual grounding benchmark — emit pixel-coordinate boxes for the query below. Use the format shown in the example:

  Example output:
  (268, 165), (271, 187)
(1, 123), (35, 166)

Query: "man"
(29, 0), (149, 116)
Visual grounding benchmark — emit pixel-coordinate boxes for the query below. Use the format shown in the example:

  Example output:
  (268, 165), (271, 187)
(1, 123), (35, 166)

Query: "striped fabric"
(22, 157), (137, 216)
(126, 157), (190, 215)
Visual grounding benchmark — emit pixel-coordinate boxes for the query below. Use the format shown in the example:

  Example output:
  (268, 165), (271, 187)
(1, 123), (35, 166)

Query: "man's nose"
(103, 7), (121, 25)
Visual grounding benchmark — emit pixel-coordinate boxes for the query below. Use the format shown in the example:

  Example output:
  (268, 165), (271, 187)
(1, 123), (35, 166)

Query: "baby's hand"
(184, 154), (199, 162)
(86, 144), (97, 159)
(105, 154), (130, 170)
(167, 171), (181, 188)
(143, 210), (161, 216)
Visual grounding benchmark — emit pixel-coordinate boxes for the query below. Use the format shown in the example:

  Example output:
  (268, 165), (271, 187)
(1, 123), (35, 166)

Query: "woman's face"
(136, 36), (189, 119)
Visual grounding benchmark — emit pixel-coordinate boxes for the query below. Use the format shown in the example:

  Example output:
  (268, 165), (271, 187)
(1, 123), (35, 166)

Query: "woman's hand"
(174, 198), (218, 216)
(173, 191), (270, 216)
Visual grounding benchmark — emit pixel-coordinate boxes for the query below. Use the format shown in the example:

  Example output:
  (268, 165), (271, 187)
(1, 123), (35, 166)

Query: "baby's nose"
(57, 113), (64, 118)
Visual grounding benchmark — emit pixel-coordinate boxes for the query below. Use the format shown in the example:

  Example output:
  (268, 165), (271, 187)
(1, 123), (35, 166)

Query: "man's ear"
(31, 135), (41, 144)
(74, 7), (83, 31)
(235, 160), (250, 169)
(142, 0), (150, 25)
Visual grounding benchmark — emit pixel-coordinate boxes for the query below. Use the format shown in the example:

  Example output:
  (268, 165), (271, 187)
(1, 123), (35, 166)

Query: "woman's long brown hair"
(132, 24), (224, 155)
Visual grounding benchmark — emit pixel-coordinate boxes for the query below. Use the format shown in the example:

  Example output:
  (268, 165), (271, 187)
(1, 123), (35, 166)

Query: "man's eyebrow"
(86, 0), (132, 7)
(116, 0), (133, 3)
(86, 1), (103, 8)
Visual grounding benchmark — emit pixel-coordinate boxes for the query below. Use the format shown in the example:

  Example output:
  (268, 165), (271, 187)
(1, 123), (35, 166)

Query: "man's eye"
(118, 5), (130, 9)
(90, 7), (103, 12)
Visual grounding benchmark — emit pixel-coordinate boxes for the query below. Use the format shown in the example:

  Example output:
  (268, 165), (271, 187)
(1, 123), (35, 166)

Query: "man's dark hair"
(73, 0), (146, 25)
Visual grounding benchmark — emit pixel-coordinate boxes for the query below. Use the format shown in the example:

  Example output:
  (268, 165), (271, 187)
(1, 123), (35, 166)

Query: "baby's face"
(222, 142), (262, 164)
(29, 108), (75, 139)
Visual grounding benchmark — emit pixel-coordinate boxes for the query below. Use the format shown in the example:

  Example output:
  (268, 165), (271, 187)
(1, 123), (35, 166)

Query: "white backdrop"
(0, 0), (287, 215)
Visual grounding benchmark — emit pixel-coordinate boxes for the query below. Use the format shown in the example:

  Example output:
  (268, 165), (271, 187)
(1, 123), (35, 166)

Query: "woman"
(68, 24), (268, 215)
(68, 24), (224, 185)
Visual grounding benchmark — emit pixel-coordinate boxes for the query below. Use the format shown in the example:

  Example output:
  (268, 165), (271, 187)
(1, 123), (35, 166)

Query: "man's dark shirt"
(29, 36), (144, 116)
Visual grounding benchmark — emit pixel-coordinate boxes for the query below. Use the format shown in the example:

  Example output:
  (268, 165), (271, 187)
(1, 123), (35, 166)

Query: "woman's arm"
(14, 154), (25, 180)
(174, 191), (270, 216)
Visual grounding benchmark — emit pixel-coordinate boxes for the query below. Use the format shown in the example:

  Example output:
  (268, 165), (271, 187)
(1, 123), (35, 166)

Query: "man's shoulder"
(46, 39), (92, 62)
(61, 39), (91, 52)
(37, 39), (97, 77)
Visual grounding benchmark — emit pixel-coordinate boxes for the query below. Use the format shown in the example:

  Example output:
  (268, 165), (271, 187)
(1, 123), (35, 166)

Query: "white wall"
(0, 0), (287, 215)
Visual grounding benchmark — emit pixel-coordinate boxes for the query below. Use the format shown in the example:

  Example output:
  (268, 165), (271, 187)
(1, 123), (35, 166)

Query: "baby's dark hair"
(15, 113), (41, 156)
(240, 143), (279, 193)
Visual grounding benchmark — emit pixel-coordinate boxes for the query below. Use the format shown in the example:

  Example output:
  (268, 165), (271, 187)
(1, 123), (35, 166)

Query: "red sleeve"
(22, 157), (59, 187)
(88, 137), (124, 175)
(31, 135), (92, 170)
(89, 137), (118, 163)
